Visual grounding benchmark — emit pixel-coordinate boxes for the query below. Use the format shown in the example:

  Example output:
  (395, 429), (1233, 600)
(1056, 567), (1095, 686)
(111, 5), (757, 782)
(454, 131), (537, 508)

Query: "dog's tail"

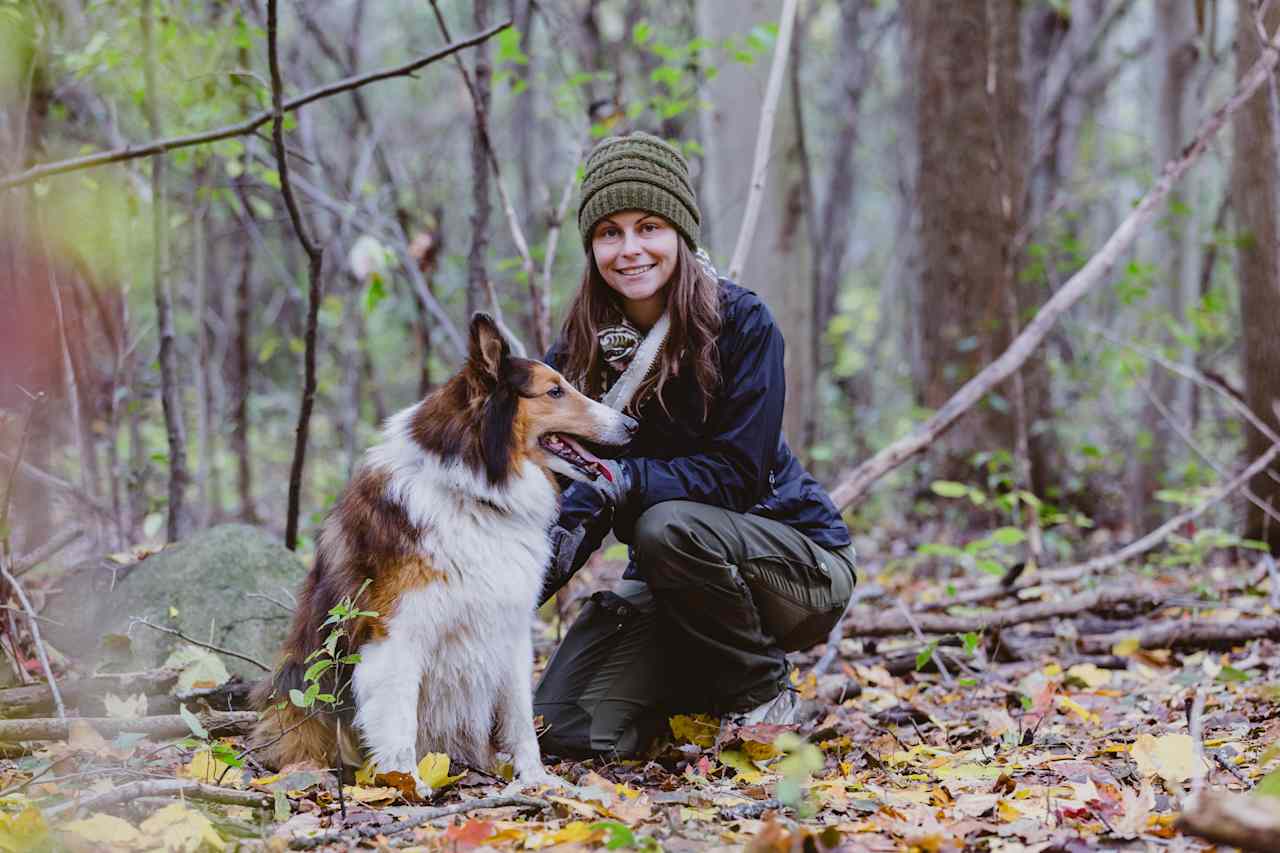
(249, 661), (337, 769)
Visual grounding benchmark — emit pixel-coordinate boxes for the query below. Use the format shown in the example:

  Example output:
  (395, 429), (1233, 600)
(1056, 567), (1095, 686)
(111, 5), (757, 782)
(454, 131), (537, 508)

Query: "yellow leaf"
(61, 812), (144, 847)
(415, 753), (466, 790)
(1043, 662), (1062, 676)
(138, 802), (223, 852)
(669, 714), (718, 748)
(0, 806), (49, 852)
(742, 739), (781, 761)
(342, 785), (399, 804)
(997, 800), (1023, 821)
(1131, 733), (1198, 785)
(182, 749), (244, 788)
(103, 692), (148, 719)
(353, 759), (377, 786)
(719, 749), (764, 784)
(1112, 636), (1141, 656)
(1055, 695), (1100, 724)
(1065, 663), (1112, 690)
(548, 821), (601, 844)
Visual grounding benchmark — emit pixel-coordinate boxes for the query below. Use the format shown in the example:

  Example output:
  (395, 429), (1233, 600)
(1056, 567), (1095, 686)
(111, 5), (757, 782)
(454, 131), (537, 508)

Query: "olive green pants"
(534, 500), (855, 757)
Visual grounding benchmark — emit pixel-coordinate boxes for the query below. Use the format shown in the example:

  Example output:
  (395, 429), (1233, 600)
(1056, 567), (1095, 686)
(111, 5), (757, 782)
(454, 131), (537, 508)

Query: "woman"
(534, 132), (855, 756)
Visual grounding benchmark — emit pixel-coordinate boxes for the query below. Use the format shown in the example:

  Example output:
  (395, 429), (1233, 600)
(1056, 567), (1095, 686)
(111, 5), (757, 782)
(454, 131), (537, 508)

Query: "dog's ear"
(469, 312), (509, 382)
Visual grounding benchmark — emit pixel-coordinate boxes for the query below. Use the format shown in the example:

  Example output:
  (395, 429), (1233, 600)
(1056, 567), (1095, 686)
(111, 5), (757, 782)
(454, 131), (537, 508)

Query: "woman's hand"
(588, 459), (634, 508)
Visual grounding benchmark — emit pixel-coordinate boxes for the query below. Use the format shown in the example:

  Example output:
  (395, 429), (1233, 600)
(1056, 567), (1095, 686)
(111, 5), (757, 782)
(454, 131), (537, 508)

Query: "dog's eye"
(547, 385), (564, 399)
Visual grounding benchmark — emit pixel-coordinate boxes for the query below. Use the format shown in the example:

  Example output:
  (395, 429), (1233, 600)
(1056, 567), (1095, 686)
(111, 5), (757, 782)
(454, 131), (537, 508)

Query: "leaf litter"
(2, 552), (1280, 849)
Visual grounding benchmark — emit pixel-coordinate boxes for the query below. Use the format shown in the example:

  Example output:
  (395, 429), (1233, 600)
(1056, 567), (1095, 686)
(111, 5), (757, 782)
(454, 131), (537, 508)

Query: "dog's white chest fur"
(351, 407), (557, 780)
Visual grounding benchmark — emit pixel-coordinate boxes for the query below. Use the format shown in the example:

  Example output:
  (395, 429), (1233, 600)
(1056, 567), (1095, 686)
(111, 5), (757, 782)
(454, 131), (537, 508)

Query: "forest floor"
(2, 542), (1279, 851)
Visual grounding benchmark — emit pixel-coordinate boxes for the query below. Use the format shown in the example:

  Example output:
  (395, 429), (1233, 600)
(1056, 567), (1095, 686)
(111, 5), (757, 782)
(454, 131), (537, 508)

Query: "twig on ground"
(47, 778), (271, 817)
(719, 798), (783, 821)
(0, 710), (256, 742)
(128, 618), (270, 672)
(0, 560), (65, 720)
(13, 528), (85, 577)
(0, 667), (178, 718)
(848, 587), (1163, 638)
(1077, 618), (1280, 654)
(288, 794), (550, 849)
(812, 583), (883, 677)
(0, 21), (512, 191)
(896, 598), (953, 684)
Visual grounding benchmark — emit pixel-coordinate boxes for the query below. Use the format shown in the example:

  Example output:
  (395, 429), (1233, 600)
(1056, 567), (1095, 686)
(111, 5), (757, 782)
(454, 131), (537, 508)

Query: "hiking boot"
(735, 687), (800, 726)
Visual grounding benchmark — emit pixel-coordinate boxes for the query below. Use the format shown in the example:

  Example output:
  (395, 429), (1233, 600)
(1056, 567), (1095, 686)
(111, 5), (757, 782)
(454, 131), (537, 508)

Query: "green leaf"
(975, 558), (1005, 576)
(961, 632), (981, 655)
(917, 543), (966, 560)
(303, 658), (333, 684)
(495, 28), (528, 64)
(930, 480), (969, 499)
(289, 688), (309, 708)
(211, 742), (245, 768)
(1217, 666), (1251, 684)
(178, 704), (208, 740)
(1255, 768), (1280, 799)
(915, 640), (939, 672)
(592, 820), (637, 849)
(991, 527), (1028, 546)
(632, 21), (652, 46)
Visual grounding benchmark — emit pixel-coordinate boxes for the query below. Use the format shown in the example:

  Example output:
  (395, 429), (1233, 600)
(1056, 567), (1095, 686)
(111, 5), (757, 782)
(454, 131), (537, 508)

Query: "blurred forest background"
(2, 0), (1278, 573)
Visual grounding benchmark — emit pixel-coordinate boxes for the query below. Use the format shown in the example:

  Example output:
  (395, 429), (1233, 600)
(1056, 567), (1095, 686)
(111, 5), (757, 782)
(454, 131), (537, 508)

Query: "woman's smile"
(592, 211), (679, 328)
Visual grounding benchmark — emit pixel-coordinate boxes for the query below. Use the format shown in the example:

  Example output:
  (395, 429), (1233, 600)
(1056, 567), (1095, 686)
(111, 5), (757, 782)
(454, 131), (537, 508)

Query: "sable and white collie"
(253, 313), (635, 794)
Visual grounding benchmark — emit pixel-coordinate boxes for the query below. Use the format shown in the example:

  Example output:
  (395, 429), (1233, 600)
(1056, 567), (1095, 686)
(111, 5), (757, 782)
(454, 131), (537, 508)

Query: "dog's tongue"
(557, 434), (611, 481)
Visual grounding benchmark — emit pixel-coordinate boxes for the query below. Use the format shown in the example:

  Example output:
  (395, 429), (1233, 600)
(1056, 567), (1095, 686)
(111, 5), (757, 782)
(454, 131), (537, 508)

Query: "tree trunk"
(1232, 0), (1280, 553)
(1132, 0), (1201, 530)
(467, 0), (493, 318)
(143, 0), (189, 542)
(905, 0), (1029, 479)
(701, 0), (813, 451)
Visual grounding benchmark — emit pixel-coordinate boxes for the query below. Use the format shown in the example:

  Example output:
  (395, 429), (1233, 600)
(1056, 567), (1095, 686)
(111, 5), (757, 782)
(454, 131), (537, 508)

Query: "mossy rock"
(43, 524), (305, 679)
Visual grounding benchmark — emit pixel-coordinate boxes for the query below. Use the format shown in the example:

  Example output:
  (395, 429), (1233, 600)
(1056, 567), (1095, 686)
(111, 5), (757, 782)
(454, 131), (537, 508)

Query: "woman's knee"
(632, 501), (730, 581)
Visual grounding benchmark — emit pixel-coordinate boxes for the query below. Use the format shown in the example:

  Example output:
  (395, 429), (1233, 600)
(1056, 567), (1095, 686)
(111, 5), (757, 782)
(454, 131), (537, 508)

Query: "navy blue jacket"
(544, 280), (850, 595)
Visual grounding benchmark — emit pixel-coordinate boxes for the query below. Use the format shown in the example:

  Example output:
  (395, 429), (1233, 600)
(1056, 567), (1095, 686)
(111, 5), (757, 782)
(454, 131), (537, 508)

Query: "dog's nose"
(623, 415), (640, 435)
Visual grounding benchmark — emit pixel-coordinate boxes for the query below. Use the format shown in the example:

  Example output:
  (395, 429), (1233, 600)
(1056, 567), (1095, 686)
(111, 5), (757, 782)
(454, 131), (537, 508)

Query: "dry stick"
(289, 794), (549, 849)
(428, 1), (542, 354)
(917, 442), (1280, 612)
(0, 21), (511, 192)
(47, 779), (271, 818)
(143, 0), (188, 543)
(0, 711), (257, 742)
(828, 20), (1280, 510)
(268, 0), (326, 553)
(129, 618), (270, 672)
(13, 528), (84, 578)
(0, 562), (64, 720)
(727, 0), (800, 281)
(846, 586), (1163, 638)
(1077, 617), (1280, 654)
(0, 668), (178, 717)
(896, 598), (953, 684)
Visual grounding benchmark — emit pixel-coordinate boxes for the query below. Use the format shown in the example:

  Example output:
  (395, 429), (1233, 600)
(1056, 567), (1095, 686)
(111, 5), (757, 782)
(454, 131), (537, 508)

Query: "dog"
(253, 313), (636, 795)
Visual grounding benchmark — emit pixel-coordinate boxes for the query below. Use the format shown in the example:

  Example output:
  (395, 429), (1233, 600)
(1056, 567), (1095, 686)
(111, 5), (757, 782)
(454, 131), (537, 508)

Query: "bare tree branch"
(829, 20), (1280, 509)
(0, 559), (65, 719)
(0, 21), (512, 192)
(728, 0), (800, 280)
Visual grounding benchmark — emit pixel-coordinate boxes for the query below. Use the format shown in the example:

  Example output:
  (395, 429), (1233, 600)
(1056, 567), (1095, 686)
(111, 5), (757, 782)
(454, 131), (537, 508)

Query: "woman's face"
(591, 211), (679, 323)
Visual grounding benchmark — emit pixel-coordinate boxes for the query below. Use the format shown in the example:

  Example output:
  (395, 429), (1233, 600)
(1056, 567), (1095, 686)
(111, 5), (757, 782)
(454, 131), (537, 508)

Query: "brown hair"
(559, 238), (721, 418)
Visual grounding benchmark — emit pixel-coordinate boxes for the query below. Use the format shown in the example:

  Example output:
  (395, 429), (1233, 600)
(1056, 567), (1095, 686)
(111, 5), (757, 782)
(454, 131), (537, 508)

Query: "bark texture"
(1232, 0), (1280, 553)
(905, 0), (1030, 478)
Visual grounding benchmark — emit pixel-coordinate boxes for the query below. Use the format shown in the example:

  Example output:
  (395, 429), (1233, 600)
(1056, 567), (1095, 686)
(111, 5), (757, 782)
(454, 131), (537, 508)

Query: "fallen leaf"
(1065, 663), (1112, 690)
(138, 802), (224, 852)
(1131, 733), (1198, 785)
(60, 812), (143, 848)
(720, 749), (765, 784)
(182, 748), (244, 788)
(416, 753), (466, 790)
(103, 692), (148, 719)
(444, 818), (494, 849)
(0, 806), (49, 852)
(342, 785), (400, 804)
(670, 713), (719, 748)
(163, 645), (230, 693)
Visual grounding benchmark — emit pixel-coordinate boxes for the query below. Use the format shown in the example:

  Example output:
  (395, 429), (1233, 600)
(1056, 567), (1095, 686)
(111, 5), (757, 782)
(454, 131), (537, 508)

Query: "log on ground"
(0, 710), (257, 742)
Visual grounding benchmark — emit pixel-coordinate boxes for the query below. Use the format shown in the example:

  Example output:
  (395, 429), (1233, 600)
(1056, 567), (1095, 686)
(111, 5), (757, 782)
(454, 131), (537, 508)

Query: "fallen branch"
(1078, 618), (1280, 654)
(0, 668), (178, 718)
(846, 587), (1163, 638)
(0, 21), (512, 191)
(0, 710), (257, 742)
(289, 794), (549, 849)
(0, 560), (65, 720)
(48, 779), (271, 818)
(13, 528), (84, 577)
(918, 441), (1280, 612)
(1178, 789), (1280, 852)
(828, 20), (1280, 509)
(129, 618), (270, 672)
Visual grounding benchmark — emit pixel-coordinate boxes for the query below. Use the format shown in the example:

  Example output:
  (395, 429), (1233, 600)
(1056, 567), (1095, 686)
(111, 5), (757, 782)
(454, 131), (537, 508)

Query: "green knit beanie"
(578, 132), (701, 249)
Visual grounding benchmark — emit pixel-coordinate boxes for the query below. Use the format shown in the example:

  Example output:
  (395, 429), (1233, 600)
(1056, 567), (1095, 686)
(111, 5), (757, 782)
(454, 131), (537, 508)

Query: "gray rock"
(43, 524), (304, 679)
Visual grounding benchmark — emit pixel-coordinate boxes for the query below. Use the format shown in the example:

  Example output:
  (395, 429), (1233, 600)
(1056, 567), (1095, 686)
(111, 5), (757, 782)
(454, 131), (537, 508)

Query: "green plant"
(288, 580), (376, 714)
